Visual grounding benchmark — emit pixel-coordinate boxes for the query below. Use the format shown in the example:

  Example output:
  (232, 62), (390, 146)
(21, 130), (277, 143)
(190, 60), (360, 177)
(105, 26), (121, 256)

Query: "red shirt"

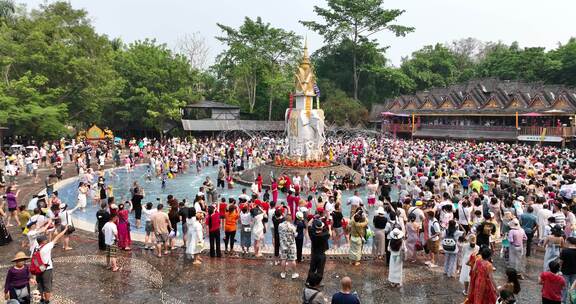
(239, 201), (249, 211)
(258, 200), (270, 213)
(540, 272), (565, 301)
(218, 203), (227, 215)
(205, 212), (221, 232)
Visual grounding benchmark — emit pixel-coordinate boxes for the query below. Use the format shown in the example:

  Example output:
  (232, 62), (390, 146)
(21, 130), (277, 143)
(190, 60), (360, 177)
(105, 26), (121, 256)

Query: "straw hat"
(503, 211), (514, 221)
(389, 228), (404, 240)
(11, 251), (30, 262)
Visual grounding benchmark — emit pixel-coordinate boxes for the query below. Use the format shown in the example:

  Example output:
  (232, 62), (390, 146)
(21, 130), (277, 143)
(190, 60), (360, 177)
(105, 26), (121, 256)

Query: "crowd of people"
(3, 135), (576, 303)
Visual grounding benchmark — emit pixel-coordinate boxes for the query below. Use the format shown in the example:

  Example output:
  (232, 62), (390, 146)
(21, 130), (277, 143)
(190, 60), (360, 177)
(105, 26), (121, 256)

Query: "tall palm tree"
(0, 0), (15, 21)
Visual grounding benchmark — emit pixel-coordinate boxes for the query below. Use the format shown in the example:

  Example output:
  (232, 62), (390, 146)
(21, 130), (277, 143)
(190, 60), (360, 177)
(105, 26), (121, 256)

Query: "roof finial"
(304, 36), (309, 57)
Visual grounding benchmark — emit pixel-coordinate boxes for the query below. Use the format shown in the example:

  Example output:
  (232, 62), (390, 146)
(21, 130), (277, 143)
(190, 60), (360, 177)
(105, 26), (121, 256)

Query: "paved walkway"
(0, 228), (546, 304)
(1, 159), (546, 303)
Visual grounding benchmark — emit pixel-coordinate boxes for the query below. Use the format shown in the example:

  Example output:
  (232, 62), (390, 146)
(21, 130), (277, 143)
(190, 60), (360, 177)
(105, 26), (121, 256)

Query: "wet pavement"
(1, 159), (545, 304)
(0, 227), (545, 304)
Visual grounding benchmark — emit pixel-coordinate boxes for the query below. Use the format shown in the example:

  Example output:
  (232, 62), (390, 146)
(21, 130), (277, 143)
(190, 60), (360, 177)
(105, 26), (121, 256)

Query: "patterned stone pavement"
(1, 159), (545, 303)
(0, 226), (545, 304)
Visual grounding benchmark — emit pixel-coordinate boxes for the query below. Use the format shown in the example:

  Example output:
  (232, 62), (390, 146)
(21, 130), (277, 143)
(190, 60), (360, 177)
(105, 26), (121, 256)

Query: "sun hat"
(517, 196), (525, 202)
(313, 219), (324, 230)
(389, 228), (404, 240)
(509, 218), (520, 229)
(415, 200), (423, 206)
(376, 207), (385, 215)
(11, 251), (30, 262)
(296, 211), (304, 220)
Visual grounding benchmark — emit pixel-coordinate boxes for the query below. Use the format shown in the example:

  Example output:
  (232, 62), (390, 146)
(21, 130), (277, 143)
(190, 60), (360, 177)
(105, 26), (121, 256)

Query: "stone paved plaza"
(1, 225), (546, 304)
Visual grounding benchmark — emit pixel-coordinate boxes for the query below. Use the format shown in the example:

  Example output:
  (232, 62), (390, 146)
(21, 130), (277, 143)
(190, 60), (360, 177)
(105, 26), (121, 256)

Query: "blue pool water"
(57, 164), (376, 242)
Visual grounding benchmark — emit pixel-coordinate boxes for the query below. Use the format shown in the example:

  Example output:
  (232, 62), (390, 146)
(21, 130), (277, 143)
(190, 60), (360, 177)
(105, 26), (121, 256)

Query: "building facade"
(370, 79), (576, 145)
(181, 100), (284, 132)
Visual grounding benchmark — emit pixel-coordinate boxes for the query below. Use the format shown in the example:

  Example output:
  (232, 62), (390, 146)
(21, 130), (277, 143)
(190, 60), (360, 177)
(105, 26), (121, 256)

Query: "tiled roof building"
(369, 78), (576, 145)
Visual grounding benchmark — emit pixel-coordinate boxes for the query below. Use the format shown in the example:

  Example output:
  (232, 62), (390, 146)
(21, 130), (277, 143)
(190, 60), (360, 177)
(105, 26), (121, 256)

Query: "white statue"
(285, 42), (326, 162)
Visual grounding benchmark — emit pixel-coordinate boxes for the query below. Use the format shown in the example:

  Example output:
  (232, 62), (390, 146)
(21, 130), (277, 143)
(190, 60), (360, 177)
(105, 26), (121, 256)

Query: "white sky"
(22, 0), (576, 67)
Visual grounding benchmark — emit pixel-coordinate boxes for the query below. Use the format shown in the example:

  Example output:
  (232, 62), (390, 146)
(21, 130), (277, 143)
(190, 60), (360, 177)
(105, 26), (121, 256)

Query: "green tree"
(400, 44), (461, 91)
(215, 17), (300, 115)
(321, 83), (368, 125)
(0, 2), (121, 138)
(0, 73), (68, 138)
(0, 0), (14, 21)
(301, 0), (414, 100)
(475, 42), (561, 82)
(549, 38), (576, 86)
(109, 39), (200, 136)
(314, 39), (414, 107)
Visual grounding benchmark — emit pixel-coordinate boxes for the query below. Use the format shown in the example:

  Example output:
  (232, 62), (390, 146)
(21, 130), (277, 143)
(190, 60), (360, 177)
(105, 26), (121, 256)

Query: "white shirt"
(458, 206), (472, 225)
(142, 208), (157, 222)
(407, 207), (425, 224)
(102, 222), (118, 246)
(293, 176), (301, 186)
(240, 212), (252, 225)
(30, 214), (48, 228)
(428, 219), (441, 241)
(39, 242), (55, 270)
(27, 230), (40, 254)
(59, 210), (73, 226)
(28, 198), (38, 210)
(348, 195), (362, 207)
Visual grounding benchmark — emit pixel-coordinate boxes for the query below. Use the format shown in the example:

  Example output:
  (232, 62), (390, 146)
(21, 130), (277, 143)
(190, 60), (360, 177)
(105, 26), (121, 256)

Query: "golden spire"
(303, 36), (310, 64)
(295, 38), (315, 95)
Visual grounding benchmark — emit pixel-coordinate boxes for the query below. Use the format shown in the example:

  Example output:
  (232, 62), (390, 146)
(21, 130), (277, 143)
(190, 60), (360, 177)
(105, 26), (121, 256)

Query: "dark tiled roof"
(183, 100), (240, 109)
(371, 78), (576, 117)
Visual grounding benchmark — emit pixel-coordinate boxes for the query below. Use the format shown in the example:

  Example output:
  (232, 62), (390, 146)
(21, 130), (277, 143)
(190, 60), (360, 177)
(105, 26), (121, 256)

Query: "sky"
(22, 0), (576, 67)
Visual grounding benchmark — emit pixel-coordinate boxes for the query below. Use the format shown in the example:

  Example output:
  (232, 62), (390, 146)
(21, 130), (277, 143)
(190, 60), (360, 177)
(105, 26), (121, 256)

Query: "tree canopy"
(301, 0), (414, 101)
(1, 0), (576, 139)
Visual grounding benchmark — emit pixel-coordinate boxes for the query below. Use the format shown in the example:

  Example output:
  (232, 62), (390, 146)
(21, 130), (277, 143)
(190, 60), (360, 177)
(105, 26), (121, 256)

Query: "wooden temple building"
(180, 100), (284, 133)
(369, 79), (576, 145)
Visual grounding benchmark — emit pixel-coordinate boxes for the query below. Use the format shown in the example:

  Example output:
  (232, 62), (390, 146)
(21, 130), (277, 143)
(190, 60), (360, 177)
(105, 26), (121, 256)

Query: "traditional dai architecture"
(370, 79), (576, 146)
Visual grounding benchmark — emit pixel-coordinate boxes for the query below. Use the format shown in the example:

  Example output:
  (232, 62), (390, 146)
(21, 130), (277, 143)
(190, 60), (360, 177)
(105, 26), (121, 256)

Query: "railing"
(383, 123), (576, 139)
(383, 124), (413, 133)
(421, 124), (517, 132)
(383, 123), (576, 138)
(518, 126), (574, 137)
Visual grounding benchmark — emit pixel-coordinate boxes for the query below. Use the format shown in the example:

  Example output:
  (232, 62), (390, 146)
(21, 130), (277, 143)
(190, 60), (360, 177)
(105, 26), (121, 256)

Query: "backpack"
(390, 238), (403, 251)
(442, 231), (457, 252)
(430, 220), (439, 236)
(303, 289), (320, 304)
(30, 245), (48, 275)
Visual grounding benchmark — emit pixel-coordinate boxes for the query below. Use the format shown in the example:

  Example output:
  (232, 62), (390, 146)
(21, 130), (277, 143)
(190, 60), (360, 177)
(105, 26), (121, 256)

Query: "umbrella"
(520, 112), (543, 117)
(544, 109), (566, 114)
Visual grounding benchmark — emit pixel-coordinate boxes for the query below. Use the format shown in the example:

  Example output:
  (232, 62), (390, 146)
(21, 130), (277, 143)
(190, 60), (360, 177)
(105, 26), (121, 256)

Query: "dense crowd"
(2, 135), (576, 304)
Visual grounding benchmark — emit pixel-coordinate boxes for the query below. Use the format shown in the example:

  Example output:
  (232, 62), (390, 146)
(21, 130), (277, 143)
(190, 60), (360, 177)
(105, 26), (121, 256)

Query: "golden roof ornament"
(295, 39), (316, 96)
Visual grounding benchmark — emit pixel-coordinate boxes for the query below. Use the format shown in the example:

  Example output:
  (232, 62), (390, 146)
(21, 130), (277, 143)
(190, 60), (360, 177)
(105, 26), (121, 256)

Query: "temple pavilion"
(369, 78), (576, 146)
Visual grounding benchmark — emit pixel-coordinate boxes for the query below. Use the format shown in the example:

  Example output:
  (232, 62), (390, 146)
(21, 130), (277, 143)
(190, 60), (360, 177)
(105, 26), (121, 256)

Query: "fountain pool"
(55, 164), (392, 245)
